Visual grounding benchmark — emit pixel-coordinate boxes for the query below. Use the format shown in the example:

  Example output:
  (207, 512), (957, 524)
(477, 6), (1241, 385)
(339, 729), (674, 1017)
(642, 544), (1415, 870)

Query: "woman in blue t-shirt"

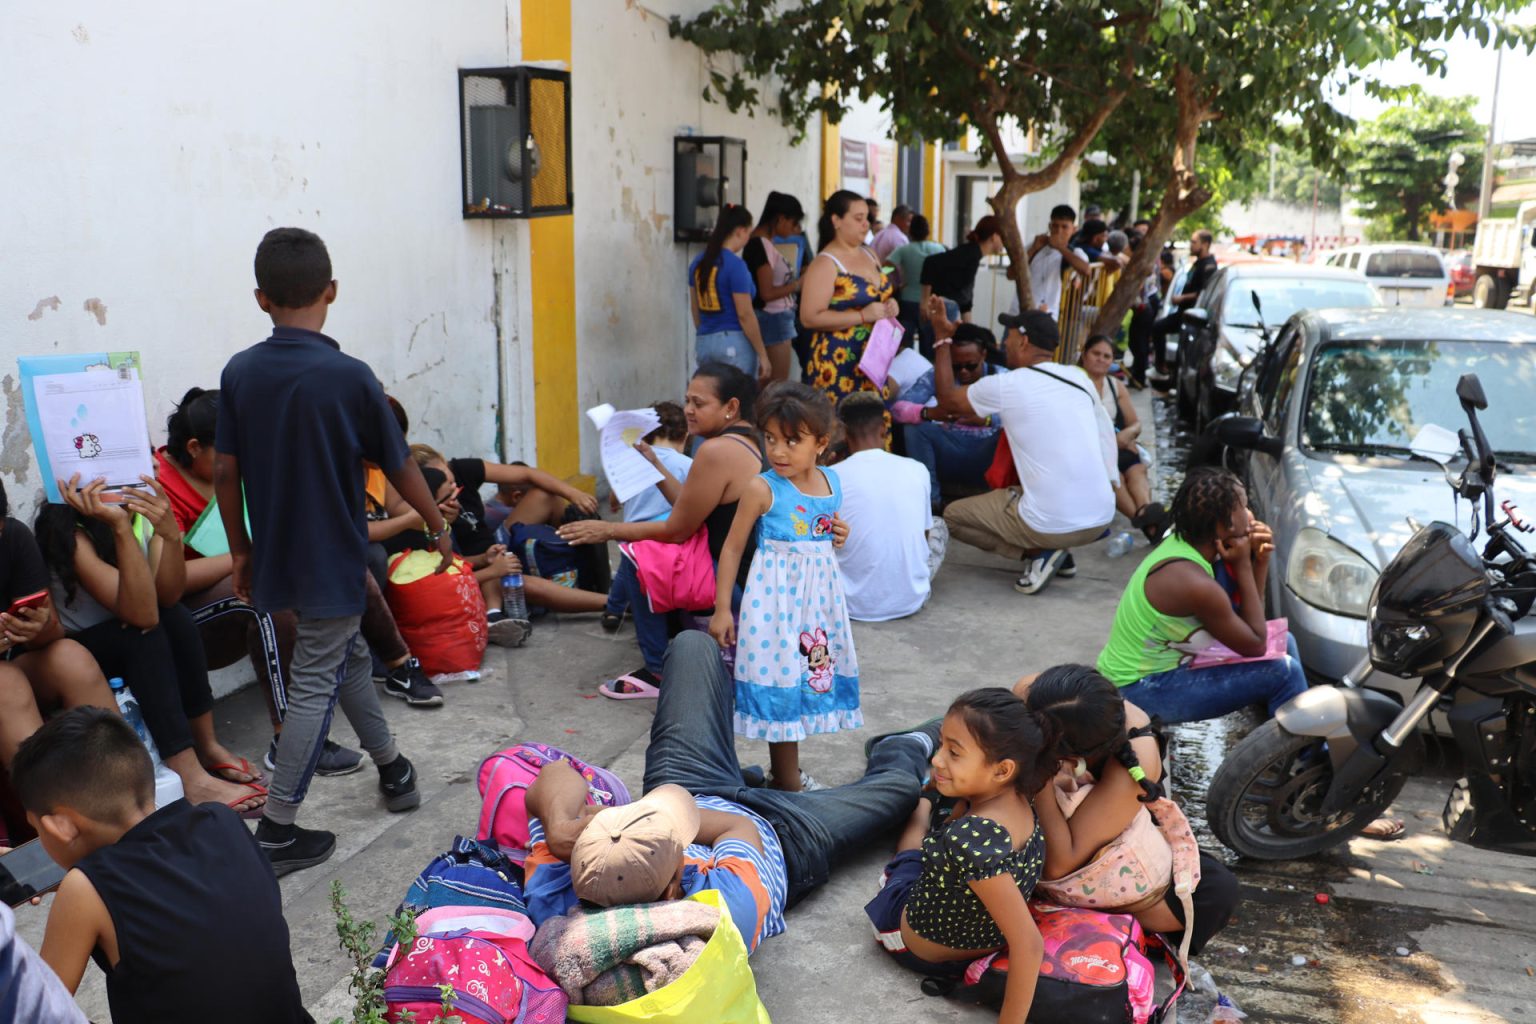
(689, 205), (770, 383)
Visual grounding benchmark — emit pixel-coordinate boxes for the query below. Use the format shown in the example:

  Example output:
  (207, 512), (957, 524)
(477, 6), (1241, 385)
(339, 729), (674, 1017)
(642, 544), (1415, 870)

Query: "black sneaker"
(1057, 553), (1077, 579)
(378, 755), (422, 812)
(486, 610), (530, 648)
(254, 819), (337, 877)
(382, 658), (444, 707)
(263, 737), (365, 777)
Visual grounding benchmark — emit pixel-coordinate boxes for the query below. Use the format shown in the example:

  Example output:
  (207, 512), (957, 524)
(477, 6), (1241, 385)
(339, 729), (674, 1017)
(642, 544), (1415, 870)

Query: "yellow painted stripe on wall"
(922, 141), (938, 225)
(522, 0), (580, 480)
(820, 112), (840, 202)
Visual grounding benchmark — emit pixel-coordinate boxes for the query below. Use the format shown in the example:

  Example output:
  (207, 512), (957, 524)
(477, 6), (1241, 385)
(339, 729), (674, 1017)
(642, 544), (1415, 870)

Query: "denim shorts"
(863, 849), (971, 979)
(696, 330), (758, 376)
(755, 308), (797, 346)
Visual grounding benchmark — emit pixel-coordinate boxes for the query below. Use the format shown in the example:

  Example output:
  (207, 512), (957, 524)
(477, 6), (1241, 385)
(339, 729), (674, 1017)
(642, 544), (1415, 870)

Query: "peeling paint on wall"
(27, 296), (60, 321)
(1, 375), (33, 483)
(82, 298), (107, 325)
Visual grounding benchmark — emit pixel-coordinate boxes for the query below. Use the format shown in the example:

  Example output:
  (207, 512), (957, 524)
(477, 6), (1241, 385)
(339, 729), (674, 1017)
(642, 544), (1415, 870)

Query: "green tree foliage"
(670, 1), (1532, 319)
(1346, 94), (1485, 241)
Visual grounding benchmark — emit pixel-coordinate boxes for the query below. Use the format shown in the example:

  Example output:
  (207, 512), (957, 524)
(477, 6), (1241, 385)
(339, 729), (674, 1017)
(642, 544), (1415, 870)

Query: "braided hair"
(1169, 465), (1246, 546)
(1024, 664), (1162, 803)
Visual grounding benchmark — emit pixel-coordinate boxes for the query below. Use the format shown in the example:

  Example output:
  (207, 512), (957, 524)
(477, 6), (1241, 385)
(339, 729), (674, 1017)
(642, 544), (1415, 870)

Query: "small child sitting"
(601, 401), (693, 633)
(11, 707), (311, 1023)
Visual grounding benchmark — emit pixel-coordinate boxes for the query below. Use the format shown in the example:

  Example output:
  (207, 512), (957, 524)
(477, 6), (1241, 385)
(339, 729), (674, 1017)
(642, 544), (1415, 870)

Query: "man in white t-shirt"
(926, 299), (1117, 595)
(1014, 204), (1092, 321)
(831, 393), (945, 621)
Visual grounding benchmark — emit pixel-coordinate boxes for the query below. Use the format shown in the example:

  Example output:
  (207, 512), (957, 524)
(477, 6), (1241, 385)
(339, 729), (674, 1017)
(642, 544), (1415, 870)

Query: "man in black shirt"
(1171, 230), (1217, 311)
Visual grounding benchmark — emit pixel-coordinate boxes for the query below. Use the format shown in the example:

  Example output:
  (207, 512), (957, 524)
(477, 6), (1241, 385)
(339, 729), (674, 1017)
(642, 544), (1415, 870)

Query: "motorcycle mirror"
(1250, 289), (1264, 320)
(1410, 423), (1461, 466)
(1457, 373), (1488, 412)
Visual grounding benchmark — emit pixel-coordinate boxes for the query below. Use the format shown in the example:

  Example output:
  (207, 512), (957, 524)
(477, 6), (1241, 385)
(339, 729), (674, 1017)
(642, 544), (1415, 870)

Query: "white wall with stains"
(1, 2), (536, 524)
(570, 1), (821, 471)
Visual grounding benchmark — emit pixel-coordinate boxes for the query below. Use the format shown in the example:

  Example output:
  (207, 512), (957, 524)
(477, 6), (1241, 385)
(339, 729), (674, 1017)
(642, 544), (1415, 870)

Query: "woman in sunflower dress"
(800, 190), (900, 405)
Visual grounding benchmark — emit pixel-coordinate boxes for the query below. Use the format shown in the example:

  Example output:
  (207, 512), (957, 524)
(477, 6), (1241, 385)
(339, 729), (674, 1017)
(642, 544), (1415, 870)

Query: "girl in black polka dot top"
(864, 688), (1060, 1024)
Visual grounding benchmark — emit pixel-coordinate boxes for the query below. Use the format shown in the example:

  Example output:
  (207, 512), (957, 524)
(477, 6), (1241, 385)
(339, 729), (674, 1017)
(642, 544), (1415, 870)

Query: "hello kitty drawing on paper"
(73, 433), (102, 458)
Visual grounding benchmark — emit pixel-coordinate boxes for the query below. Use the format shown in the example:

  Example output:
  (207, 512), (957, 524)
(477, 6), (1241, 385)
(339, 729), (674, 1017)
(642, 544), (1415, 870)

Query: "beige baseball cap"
(570, 784), (701, 907)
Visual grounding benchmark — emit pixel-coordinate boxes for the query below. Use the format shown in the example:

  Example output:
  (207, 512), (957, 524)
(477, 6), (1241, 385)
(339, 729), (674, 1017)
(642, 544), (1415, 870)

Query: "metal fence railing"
(1055, 264), (1119, 365)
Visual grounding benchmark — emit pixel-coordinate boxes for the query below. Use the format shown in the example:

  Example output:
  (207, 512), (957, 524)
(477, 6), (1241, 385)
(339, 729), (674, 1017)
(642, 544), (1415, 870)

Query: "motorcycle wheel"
(1207, 720), (1408, 860)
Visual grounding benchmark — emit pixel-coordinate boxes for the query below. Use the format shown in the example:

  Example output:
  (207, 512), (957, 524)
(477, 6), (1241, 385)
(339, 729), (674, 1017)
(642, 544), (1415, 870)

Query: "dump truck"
(1471, 199), (1536, 311)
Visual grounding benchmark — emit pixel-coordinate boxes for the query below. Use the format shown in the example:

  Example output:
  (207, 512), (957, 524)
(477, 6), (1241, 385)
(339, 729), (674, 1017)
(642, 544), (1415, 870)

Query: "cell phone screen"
(0, 840), (65, 907)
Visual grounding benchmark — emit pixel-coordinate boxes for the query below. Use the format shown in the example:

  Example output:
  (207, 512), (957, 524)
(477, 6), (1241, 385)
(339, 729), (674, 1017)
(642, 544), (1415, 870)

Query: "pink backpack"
(476, 743), (630, 865)
(384, 908), (566, 1024)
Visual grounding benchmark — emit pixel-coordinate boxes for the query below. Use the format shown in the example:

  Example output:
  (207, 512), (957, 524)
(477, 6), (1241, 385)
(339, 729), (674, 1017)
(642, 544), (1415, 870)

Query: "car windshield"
(1364, 252), (1444, 279)
(1302, 339), (1536, 458)
(1223, 277), (1377, 326)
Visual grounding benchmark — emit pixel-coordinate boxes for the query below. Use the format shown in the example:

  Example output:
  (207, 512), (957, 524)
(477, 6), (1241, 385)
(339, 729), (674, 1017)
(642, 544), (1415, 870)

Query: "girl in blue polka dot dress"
(710, 381), (861, 792)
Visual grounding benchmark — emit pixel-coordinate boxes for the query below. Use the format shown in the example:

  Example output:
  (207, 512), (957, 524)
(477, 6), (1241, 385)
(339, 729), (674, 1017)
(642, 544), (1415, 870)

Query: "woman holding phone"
(0, 479), (116, 770)
(33, 474), (268, 816)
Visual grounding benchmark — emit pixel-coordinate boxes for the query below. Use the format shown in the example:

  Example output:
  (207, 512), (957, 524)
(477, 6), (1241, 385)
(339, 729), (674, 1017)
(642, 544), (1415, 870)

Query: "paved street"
(19, 391), (1536, 1023)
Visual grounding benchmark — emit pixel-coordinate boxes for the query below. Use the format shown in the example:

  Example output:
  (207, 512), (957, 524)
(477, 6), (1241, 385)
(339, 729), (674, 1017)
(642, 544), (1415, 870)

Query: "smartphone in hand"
(0, 840), (65, 907)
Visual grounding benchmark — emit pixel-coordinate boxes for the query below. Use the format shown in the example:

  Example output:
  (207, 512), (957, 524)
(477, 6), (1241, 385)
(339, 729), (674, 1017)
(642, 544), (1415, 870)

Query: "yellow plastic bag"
(565, 889), (772, 1024)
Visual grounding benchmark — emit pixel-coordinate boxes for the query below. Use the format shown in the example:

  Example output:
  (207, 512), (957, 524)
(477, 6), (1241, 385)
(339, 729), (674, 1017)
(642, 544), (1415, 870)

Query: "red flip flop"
(225, 781), (269, 820)
(205, 757), (266, 787)
(599, 675), (660, 700)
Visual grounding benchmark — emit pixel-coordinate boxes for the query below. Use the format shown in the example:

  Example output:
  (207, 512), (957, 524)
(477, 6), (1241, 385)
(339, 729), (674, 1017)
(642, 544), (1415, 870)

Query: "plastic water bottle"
(110, 677), (160, 765)
(501, 572), (531, 623)
(1105, 530), (1137, 559)
(110, 677), (184, 807)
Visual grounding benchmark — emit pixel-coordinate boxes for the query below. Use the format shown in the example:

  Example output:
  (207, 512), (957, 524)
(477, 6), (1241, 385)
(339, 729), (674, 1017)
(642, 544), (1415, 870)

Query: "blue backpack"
(372, 836), (526, 969)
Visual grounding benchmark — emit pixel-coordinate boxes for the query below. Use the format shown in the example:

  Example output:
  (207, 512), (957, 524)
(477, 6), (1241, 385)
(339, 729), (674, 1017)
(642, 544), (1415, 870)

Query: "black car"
(1175, 261), (1379, 430)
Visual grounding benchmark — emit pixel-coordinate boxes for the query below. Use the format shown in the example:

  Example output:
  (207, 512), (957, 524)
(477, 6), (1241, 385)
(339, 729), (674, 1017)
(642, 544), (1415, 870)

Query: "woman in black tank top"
(558, 364), (765, 688)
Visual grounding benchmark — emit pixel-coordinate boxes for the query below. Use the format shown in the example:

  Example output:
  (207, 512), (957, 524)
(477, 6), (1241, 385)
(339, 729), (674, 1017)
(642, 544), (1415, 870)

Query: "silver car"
(1216, 308), (1536, 705)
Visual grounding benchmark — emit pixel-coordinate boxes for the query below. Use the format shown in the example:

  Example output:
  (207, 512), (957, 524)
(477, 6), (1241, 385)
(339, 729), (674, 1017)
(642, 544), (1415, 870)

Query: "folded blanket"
(529, 898), (719, 1005)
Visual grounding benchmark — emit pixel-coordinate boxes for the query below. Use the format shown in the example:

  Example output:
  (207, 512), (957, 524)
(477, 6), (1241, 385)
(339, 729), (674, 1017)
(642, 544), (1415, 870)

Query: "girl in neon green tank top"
(1095, 468), (1307, 725)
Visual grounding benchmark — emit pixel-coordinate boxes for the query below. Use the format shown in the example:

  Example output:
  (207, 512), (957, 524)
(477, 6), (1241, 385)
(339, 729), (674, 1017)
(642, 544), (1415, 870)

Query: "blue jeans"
(645, 631), (932, 907)
(624, 564), (743, 677)
(696, 330), (758, 376)
(1117, 633), (1309, 725)
(605, 558), (633, 619)
(902, 422), (1000, 507)
(755, 309), (797, 346)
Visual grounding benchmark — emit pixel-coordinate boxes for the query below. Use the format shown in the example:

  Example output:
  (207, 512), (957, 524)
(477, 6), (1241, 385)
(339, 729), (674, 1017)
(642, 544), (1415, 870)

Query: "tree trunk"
(1091, 64), (1212, 336)
(971, 91), (1127, 315)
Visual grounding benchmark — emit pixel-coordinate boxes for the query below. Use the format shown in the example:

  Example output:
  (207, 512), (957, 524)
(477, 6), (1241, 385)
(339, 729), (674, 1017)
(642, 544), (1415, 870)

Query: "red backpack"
(476, 743), (631, 865)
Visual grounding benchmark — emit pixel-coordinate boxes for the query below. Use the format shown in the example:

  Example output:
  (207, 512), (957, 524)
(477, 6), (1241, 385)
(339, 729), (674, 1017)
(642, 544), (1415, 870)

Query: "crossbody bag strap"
(1024, 364), (1096, 403)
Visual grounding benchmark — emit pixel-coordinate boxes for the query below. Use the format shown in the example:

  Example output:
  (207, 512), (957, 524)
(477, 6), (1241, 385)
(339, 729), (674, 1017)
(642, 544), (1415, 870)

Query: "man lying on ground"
(522, 631), (937, 951)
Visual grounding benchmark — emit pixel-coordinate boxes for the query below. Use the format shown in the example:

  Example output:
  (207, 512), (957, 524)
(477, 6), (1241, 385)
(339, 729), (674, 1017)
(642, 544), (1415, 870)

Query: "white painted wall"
(1220, 198), (1345, 242)
(1, 1), (538, 527)
(570, 1), (821, 477)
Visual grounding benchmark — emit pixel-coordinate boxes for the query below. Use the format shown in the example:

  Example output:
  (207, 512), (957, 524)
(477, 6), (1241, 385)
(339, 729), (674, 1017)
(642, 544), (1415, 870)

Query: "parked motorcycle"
(1208, 372), (1536, 859)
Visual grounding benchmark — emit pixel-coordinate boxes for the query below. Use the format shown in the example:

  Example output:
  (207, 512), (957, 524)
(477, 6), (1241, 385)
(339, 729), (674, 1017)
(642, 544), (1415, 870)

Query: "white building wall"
(1, 1), (538, 525)
(570, 1), (820, 476)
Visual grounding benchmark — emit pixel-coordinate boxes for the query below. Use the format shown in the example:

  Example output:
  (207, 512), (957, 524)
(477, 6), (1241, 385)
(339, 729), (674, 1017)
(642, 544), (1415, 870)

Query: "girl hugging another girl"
(1021, 664), (1240, 961)
(865, 689), (1057, 1024)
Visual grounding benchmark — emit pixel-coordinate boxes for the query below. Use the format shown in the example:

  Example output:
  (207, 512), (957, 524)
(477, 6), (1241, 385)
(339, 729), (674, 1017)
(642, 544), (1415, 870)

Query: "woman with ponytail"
(919, 214), (1006, 327)
(1018, 664), (1239, 960)
(799, 190), (898, 406)
(689, 204), (771, 383)
(864, 687), (1053, 1021)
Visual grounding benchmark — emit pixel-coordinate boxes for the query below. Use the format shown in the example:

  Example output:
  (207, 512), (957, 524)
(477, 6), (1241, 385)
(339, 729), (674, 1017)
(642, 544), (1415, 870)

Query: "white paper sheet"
(33, 367), (154, 491)
(586, 403), (664, 503)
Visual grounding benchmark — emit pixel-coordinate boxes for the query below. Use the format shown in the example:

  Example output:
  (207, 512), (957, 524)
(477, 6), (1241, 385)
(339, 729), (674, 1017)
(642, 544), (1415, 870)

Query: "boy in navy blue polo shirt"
(214, 227), (453, 875)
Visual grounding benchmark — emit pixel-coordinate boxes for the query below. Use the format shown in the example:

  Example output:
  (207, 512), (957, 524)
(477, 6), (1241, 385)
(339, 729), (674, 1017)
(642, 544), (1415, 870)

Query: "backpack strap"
(1146, 797), (1201, 968)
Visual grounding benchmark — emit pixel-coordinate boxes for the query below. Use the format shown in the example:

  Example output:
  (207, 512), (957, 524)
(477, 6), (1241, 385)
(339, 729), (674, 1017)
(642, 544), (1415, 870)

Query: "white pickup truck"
(1472, 199), (1536, 311)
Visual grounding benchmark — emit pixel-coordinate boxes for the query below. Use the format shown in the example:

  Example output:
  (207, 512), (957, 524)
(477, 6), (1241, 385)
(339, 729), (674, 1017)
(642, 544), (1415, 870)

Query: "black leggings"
(1163, 851), (1240, 957)
(71, 603), (213, 761)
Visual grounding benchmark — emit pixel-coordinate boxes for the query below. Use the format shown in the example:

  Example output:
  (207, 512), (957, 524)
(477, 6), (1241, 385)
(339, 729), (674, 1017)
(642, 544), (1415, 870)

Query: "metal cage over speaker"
(460, 66), (572, 219)
(673, 136), (746, 243)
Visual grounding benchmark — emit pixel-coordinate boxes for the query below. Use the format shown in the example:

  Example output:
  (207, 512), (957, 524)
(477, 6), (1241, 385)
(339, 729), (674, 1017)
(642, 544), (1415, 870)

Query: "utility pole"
(1268, 143), (1281, 199)
(1478, 47), (1504, 221)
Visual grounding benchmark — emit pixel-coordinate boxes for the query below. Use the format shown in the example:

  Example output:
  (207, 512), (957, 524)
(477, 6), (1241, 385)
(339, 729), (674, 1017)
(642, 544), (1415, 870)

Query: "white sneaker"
(926, 519), (949, 581)
(1014, 550), (1067, 595)
(767, 769), (827, 792)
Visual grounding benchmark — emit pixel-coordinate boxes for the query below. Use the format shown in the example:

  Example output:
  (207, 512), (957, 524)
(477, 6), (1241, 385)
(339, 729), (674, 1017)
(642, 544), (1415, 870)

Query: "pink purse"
(1034, 782), (1202, 966)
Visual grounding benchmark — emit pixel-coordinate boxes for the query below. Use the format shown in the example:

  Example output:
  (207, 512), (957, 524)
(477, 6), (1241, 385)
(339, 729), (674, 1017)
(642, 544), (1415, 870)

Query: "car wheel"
(1473, 273), (1511, 310)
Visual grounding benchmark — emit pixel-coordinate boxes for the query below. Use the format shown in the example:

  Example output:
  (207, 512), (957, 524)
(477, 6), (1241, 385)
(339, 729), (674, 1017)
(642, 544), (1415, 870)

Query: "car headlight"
(1287, 528), (1378, 618)
(1210, 339), (1247, 392)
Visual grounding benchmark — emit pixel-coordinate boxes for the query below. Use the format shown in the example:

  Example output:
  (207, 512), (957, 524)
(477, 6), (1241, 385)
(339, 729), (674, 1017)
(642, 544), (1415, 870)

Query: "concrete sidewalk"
(20, 389), (1536, 1023)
